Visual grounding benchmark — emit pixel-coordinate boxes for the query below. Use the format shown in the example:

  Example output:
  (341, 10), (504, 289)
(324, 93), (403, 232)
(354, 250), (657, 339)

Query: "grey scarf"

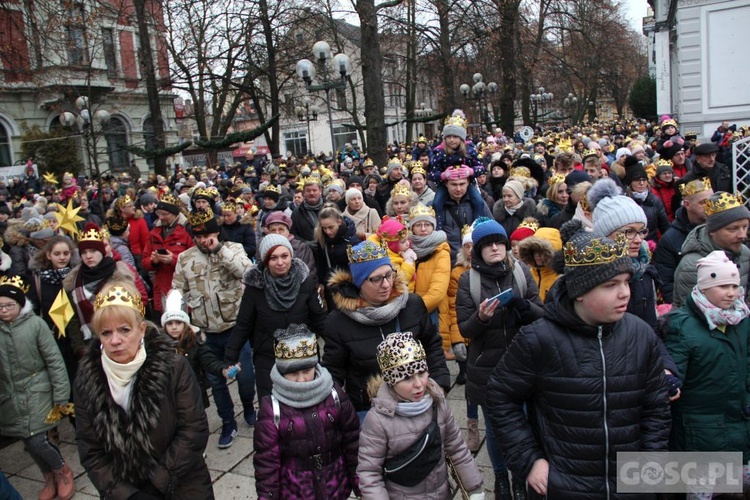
(264, 258), (309, 311)
(342, 291), (409, 325)
(270, 364), (334, 409)
(410, 231), (447, 259)
(395, 393), (433, 417)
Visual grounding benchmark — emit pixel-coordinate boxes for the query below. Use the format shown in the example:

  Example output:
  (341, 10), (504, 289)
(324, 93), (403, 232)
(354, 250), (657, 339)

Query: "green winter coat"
(666, 294), (750, 461)
(0, 304), (70, 438)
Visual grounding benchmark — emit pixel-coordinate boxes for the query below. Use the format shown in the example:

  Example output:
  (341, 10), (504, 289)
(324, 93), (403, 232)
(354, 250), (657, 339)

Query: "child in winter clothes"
(656, 115), (685, 159)
(518, 227), (562, 302)
(254, 324), (360, 500)
(666, 251), (750, 498)
(369, 217), (416, 288)
(651, 159), (678, 221)
(0, 275), (75, 500)
(161, 289), (240, 408)
(429, 109), (488, 229)
(358, 332), (484, 499)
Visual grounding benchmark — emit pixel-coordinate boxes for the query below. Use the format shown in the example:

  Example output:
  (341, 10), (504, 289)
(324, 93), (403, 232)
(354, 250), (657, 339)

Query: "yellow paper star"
(55, 199), (85, 239)
(43, 172), (58, 185)
(49, 289), (74, 337)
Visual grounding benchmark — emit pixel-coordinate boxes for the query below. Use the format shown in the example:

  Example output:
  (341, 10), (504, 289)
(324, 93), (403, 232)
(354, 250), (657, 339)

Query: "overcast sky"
(623, 0), (650, 32)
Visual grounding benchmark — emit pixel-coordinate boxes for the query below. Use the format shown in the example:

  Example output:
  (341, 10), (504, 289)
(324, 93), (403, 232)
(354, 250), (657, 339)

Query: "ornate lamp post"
(459, 73), (497, 132)
(530, 86), (553, 125)
(295, 97), (318, 155)
(59, 96), (111, 176)
(563, 93), (578, 126)
(295, 41), (351, 155)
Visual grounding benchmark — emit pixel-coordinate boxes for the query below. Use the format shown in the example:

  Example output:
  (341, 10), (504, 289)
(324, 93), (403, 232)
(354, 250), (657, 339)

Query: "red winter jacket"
(651, 178), (678, 221)
(142, 214), (194, 311)
(126, 213), (150, 258)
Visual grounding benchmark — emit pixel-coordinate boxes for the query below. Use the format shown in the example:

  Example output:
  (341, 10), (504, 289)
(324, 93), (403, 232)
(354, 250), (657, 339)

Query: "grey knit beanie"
(273, 324), (319, 375)
(705, 192), (750, 233)
(259, 233), (294, 264)
(563, 231), (635, 298)
(589, 178), (648, 238)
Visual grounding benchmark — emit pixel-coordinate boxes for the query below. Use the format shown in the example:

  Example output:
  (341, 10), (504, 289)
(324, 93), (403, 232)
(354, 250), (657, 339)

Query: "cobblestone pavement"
(1, 361), (498, 499)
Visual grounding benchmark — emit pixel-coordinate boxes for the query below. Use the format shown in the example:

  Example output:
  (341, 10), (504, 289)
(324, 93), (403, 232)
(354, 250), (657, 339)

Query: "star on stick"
(55, 199), (85, 239)
(43, 172), (58, 185)
(49, 289), (74, 337)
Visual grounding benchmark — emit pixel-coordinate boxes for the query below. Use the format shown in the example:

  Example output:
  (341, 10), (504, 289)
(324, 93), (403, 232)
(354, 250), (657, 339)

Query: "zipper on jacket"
(597, 326), (611, 500)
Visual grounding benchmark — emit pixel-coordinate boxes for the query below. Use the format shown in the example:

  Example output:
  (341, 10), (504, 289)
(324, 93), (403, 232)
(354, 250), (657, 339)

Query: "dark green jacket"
(0, 304), (70, 438)
(666, 295), (750, 461)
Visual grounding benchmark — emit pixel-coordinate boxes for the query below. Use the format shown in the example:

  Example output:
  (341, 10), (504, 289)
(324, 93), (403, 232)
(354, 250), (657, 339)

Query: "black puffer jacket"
(627, 190), (670, 242)
(652, 207), (694, 303)
(221, 220), (256, 258)
(322, 270), (450, 411)
(456, 258), (543, 406)
(492, 197), (538, 236)
(315, 216), (361, 285)
(628, 263), (660, 330)
(225, 260), (326, 399)
(485, 278), (670, 499)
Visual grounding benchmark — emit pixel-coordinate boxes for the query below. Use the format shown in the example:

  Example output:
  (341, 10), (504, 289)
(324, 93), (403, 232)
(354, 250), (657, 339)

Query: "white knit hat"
(161, 290), (199, 333)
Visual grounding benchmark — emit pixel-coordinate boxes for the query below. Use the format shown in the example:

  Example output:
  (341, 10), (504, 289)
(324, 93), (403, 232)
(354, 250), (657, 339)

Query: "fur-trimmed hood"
(327, 268), (408, 312)
(518, 227), (562, 268)
(154, 212), (188, 229)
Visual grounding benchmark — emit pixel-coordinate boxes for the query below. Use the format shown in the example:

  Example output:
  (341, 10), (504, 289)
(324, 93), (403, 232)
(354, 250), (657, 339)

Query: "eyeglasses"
(0, 303), (17, 311)
(618, 228), (649, 240)
(366, 269), (396, 286)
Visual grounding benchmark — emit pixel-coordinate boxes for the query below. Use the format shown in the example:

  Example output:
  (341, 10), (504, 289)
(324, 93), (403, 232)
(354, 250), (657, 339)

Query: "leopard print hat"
(376, 332), (428, 386)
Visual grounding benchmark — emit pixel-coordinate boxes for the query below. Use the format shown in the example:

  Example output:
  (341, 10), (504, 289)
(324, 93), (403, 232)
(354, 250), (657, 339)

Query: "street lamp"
(295, 97), (318, 156)
(460, 73), (497, 132)
(530, 86), (553, 125)
(563, 93), (578, 126)
(414, 102), (434, 138)
(295, 41), (351, 155)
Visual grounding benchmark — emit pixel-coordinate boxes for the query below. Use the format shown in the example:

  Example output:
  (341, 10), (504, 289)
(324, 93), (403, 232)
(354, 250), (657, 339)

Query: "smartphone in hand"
(488, 288), (514, 306)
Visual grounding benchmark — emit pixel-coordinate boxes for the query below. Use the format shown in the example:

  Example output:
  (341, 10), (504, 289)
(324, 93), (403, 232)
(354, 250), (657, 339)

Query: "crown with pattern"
(548, 173), (567, 186)
(106, 215), (129, 234)
(187, 206), (216, 226)
(702, 192), (745, 217)
(115, 195), (133, 209)
(564, 235), (628, 267)
(678, 178), (712, 197)
(685, 130), (698, 138)
(376, 332), (427, 385)
(159, 193), (181, 208)
(94, 285), (145, 316)
(409, 203), (435, 221)
(660, 117), (678, 129)
(508, 166), (531, 179)
(655, 157), (673, 168)
(221, 200), (238, 212)
(80, 226), (105, 243)
(444, 112), (468, 130)
(417, 135), (427, 143)
(192, 187), (215, 200)
(274, 336), (318, 360)
(347, 240), (388, 264)
(391, 182), (412, 199)
(0, 275), (29, 294)
(517, 218), (540, 233)
(264, 183), (281, 195)
(409, 164), (427, 178)
(582, 149), (599, 161)
(299, 176), (322, 187)
(363, 158), (374, 167)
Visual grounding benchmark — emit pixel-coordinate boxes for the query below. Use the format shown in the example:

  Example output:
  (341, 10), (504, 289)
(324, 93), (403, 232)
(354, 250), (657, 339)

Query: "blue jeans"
(481, 405), (508, 475)
(204, 331), (255, 424)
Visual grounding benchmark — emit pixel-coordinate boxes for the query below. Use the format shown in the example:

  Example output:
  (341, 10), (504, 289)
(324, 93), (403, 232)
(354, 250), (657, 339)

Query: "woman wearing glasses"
(622, 162), (670, 242)
(322, 240), (450, 422)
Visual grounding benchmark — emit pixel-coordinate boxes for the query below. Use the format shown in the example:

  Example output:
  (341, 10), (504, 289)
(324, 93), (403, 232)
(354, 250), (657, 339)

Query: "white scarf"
(505, 199), (523, 216)
(100, 341), (147, 413)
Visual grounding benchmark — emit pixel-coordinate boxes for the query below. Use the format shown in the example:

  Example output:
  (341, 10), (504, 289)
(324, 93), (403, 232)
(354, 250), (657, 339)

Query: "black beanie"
(0, 275), (27, 308)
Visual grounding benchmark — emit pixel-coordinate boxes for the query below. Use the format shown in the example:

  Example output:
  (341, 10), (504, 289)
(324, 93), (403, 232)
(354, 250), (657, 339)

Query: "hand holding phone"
(157, 248), (169, 255)
(489, 288), (514, 306)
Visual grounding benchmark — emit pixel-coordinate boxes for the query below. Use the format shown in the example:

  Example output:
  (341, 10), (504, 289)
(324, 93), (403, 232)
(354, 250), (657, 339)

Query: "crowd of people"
(0, 113), (749, 499)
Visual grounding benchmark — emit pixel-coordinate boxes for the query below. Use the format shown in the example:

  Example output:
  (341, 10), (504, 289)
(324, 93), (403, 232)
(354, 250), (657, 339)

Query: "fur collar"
(328, 268), (408, 312)
(76, 328), (174, 486)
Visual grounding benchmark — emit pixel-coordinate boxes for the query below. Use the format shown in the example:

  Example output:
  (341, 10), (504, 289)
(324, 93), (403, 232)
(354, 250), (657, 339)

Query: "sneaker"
(244, 410), (257, 427)
(218, 420), (238, 449)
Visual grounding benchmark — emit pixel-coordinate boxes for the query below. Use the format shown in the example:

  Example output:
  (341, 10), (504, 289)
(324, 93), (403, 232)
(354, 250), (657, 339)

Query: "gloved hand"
(666, 374), (682, 397)
(468, 489), (486, 500)
(506, 296), (530, 314)
(452, 343), (467, 362)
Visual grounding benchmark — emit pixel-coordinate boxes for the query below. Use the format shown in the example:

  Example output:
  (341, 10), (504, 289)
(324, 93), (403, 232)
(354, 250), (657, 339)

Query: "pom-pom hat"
(696, 250), (741, 291)
(443, 110), (467, 140)
(589, 178), (648, 238)
(161, 289), (199, 334)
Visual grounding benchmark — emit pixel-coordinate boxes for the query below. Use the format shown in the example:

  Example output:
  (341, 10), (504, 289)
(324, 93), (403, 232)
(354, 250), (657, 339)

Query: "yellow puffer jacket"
(518, 227), (562, 302)
(447, 252), (471, 347)
(413, 241), (451, 350)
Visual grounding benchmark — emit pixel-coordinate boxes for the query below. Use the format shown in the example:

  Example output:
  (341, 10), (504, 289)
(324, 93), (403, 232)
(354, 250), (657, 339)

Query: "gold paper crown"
(582, 149), (599, 160)
(347, 241), (389, 264)
(580, 192), (591, 212)
(548, 173), (567, 186)
(444, 113), (468, 130)
(299, 176), (322, 187)
(517, 218), (540, 233)
(192, 187), (214, 199)
(94, 285), (145, 316)
(0, 275), (29, 294)
(655, 158), (673, 168)
(376, 332), (426, 373)
(409, 164), (427, 178)
(279, 162), (287, 169)
(508, 167), (531, 179)
(685, 130), (698, 138)
(187, 207), (216, 227)
(63, 172), (74, 180)
(363, 158), (374, 167)
(160, 193), (181, 208)
(391, 182), (412, 199)
(221, 200), (237, 212)
(461, 224), (473, 239)
(106, 215), (129, 233)
(80, 226), (105, 243)
(265, 184), (281, 195)
(417, 135), (427, 143)
(409, 203), (436, 220)
(115, 195), (133, 209)
(100, 226), (111, 239)
(564, 236), (628, 267)
(274, 338), (318, 360)
(702, 192), (745, 217)
(660, 118), (677, 129)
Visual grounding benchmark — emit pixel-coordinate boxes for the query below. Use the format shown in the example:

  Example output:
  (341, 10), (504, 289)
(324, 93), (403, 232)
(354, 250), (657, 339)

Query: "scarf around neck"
(343, 290), (409, 325)
(631, 243), (651, 281)
(80, 257), (117, 291)
(303, 198), (324, 212)
(395, 393), (433, 417)
(411, 230), (447, 259)
(505, 199), (523, 215)
(631, 190), (649, 201)
(263, 258), (309, 311)
(37, 266), (72, 285)
(100, 341), (147, 413)
(691, 286), (750, 331)
(270, 364), (334, 409)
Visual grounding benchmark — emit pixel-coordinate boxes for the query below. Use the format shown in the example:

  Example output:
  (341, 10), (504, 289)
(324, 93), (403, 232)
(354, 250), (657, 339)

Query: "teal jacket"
(666, 295), (750, 461)
(0, 304), (70, 438)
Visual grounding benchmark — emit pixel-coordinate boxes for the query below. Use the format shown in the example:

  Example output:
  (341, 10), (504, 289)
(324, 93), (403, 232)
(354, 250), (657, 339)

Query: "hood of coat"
(0, 301), (35, 331)
(681, 224), (729, 256)
(518, 229), (562, 268)
(328, 268), (408, 312)
(154, 212), (188, 229)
